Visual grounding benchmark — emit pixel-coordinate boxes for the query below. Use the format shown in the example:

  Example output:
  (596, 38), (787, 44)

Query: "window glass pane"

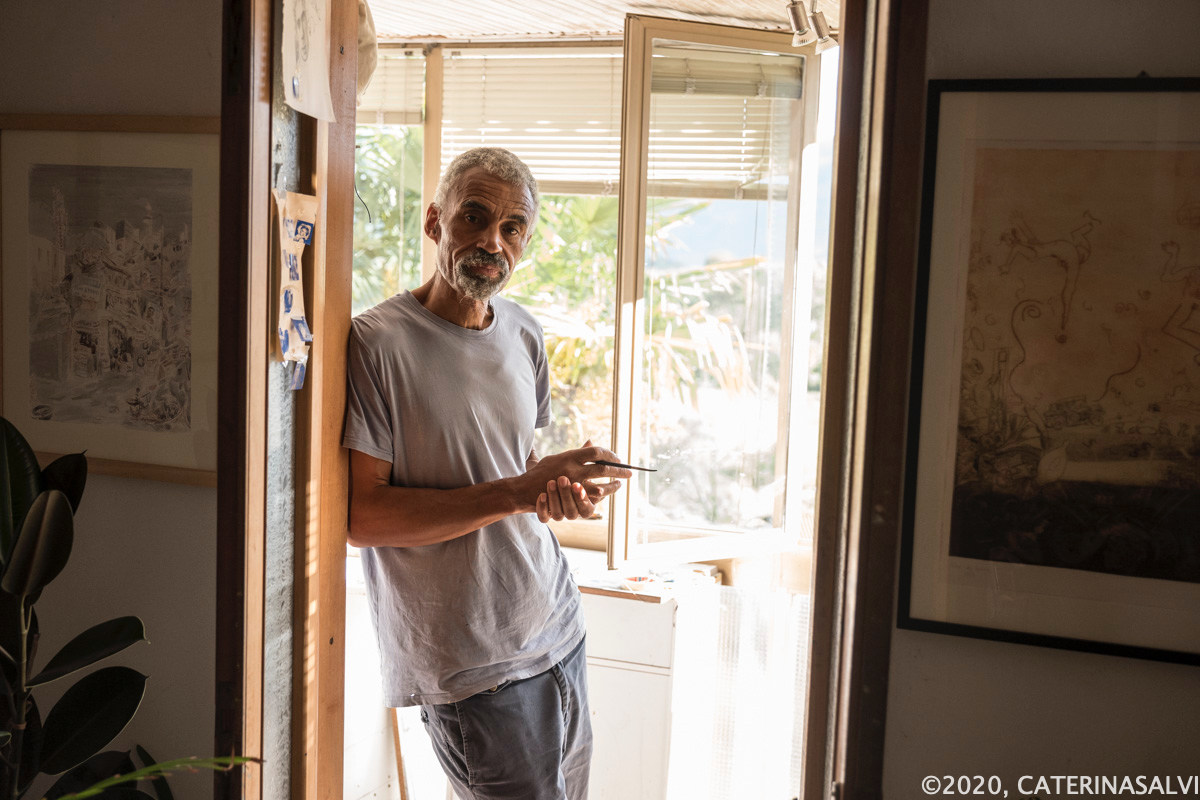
(508, 194), (618, 459)
(353, 125), (424, 315)
(630, 42), (809, 545)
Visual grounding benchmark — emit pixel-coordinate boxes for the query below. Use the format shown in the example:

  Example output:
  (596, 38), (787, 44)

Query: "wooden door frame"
(294, 0), (357, 798)
(216, 0), (272, 798)
(221, 0), (930, 794)
(218, 0), (356, 798)
(808, 0), (931, 797)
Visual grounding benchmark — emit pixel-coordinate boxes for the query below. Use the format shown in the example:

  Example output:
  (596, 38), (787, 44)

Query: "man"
(342, 146), (631, 800)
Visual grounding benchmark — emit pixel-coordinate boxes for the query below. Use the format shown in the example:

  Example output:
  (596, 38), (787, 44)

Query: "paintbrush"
(594, 459), (657, 473)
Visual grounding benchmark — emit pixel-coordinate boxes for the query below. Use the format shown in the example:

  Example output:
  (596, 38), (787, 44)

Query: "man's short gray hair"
(434, 147), (540, 217)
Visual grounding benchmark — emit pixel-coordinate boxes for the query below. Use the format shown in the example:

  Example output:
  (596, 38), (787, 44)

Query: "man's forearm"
(349, 478), (530, 548)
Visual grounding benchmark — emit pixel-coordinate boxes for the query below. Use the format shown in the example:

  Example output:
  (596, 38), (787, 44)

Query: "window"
(354, 49), (425, 314)
(352, 34), (835, 567)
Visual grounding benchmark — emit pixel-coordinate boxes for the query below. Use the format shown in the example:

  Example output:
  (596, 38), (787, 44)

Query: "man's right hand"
(518, 442), (633, 512)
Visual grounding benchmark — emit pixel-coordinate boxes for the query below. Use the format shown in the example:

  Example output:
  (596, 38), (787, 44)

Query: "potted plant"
(0, 417), (249, 800)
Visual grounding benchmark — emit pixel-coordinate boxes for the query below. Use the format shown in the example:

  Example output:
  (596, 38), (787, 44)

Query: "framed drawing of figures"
(899, 79), (1200, 664)
(1, 117), (219, 482)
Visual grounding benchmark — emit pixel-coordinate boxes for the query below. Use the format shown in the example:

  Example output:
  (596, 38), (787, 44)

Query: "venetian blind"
(357, 48), (425, 125)
(441, 47), (624, 196)
(439, 46), (804, 199)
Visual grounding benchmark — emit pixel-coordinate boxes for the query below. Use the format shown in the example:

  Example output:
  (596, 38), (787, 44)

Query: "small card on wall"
(273, 189), (318, 390)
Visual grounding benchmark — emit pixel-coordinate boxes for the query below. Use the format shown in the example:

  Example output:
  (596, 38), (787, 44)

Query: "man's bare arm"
(348, 450), (524, 548)
(348, 445), (631, 548)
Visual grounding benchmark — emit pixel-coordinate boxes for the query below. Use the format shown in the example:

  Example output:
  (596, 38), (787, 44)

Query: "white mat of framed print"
(1, 125), (219, 478)
(899, 78), (1200, 664)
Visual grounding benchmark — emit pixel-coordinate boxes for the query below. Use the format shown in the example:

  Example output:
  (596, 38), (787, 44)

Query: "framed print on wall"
(1, 117), (220, 483)
(899, 78), (1200, 664)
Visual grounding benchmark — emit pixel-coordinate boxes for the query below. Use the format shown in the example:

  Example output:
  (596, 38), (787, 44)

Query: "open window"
(609, 16), (836, 567)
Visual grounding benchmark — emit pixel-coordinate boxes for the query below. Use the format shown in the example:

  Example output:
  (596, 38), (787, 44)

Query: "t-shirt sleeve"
(534, 332), (552, 429)
(342, 325), (395, 462)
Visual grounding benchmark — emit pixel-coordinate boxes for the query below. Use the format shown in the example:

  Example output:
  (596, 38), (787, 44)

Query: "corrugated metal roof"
(369, 0), (840, 42)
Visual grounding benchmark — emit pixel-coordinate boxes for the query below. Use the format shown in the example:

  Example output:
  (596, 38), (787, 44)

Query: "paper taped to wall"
(273, 189), (318, 390)
(282, 0), (337, 122)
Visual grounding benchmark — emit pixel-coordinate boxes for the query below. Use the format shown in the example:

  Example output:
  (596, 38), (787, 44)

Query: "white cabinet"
(580, 591), (678, 800)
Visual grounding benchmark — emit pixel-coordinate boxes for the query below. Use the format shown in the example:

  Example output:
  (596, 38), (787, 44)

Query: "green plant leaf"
(40, 667), (147, 775)
(134, 745), (174, 800)
(41, 453), (88, 514)
(0, 418), (47, 566)
(1, 490), (74, 598)
(46, 750), (136, 800)
(30, 617), (147, 687)
(0, 730), (9, 747)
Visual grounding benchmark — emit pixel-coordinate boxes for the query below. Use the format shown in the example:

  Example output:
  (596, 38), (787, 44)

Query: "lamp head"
(811, 8), (832, 41)
(786, 0), (810, 36)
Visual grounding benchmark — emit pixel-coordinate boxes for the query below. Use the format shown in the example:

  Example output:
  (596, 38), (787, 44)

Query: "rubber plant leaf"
(39, 666), (147, 776)
(135, 745), (175, 800)
(30, 617), (147, 687)
(0, 417), (47, 566)
(45, 750), (137, 800)
(1, 490), (74, 598)
(41, 453), (88, 514)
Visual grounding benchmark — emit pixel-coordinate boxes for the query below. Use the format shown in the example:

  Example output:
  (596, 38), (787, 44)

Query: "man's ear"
(424, 203), (441, 243)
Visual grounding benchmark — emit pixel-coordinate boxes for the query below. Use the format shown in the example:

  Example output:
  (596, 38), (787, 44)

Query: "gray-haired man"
(342, 147), (630, 799)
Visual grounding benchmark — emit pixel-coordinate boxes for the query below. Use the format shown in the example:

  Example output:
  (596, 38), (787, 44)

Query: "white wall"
(1, 3), (221, 798)
(33, 476), (218, 800)
(885, 1), (1200, 796)
(0, 1), (221, 116)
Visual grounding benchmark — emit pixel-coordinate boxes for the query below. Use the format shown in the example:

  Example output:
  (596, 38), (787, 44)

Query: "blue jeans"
(421, 636), (592, 800)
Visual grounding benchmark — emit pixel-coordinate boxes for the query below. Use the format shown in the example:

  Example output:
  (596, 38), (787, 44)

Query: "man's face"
(425, 167), (536, 303)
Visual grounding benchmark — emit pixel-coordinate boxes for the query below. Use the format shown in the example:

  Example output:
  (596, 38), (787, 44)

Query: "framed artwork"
(899, 79), (1200, 664)
(1, 116), (220, 484)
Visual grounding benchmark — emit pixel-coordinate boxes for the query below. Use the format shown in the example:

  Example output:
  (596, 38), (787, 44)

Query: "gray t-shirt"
(342, 290), (584, 707)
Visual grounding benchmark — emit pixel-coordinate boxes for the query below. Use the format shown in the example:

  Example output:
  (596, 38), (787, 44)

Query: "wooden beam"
(295, 1), (356, 799)
(216, 0), (272, 797)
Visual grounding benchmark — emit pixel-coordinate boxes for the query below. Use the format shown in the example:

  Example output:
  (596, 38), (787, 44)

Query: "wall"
(1, 3), (221, 799)
(884, 1), (1200, 796)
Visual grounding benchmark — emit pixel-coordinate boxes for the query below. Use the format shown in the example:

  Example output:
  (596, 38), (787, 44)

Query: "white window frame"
(609, 15), (828, 568)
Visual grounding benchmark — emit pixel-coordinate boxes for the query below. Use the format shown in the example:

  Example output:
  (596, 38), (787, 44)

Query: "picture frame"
(1, 115), (220, 485)
(898, 78), (1200, 665)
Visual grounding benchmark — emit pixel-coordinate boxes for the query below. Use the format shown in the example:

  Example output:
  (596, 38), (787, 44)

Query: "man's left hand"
(535, 475), (622, 522)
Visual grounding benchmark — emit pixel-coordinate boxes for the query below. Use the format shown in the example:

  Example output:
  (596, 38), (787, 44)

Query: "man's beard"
(453, 250), (511, 302)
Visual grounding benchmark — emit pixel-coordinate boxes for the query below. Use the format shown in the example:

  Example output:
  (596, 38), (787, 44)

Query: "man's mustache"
(457, 250), (509, 271)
